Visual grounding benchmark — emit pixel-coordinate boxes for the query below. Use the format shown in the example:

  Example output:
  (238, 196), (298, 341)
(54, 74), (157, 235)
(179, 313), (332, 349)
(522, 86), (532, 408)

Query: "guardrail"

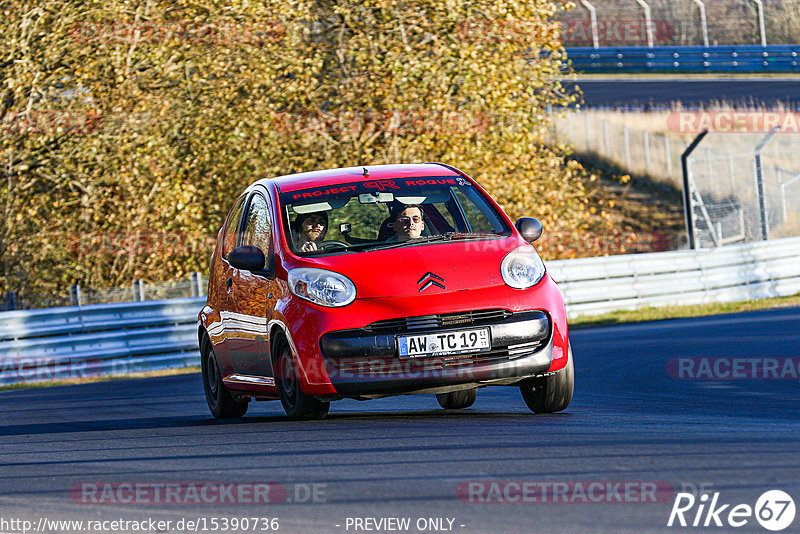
(0, 297), (204, 385)
(2, 237), (800, 386)
(565, 45), (800, 73)
(547, 236), (800, 319)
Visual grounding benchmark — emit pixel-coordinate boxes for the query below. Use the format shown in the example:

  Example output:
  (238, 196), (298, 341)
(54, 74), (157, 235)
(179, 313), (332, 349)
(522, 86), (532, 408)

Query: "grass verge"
(0, 366), (200, 392)
(571, 293), (800, 329)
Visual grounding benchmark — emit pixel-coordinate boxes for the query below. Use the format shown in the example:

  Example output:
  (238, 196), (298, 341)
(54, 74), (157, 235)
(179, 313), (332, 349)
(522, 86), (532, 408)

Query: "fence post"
(623, 126), (631, 170)
(664, 135), (672, 177)
(682, 130), (709, 249)
(579, 0), (600, 48)
(70, 284), (82, 307)
(728, 155), (736, 192)
(777, 169), (786, 223)
(691, 0), (710, 46)
(634, 0), (655, 48)
(133, 280), (144, 302)
(753, 156), (769, 240)
(780, 182), (787, 223)
(191, 272), (204, 297)
(739, 209), (746, 239)
(753, 129), (777, 241)
(4, 292), (17, 311)
(751, 0), (767, 46)
(584, 113), (591, 151)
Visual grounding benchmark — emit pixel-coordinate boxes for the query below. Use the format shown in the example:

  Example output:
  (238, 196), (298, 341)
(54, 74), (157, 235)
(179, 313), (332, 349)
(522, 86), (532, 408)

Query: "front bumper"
(318, 310), (552, 395)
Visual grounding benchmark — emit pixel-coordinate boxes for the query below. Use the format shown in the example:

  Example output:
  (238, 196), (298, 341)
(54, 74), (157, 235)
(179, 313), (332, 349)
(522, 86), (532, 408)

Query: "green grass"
(571, 293), (800, 329)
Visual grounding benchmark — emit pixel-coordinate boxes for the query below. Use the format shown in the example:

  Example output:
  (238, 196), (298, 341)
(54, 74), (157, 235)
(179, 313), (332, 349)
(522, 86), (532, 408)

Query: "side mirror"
(515, 217), (543, 243)
(228, 245), (266, 271)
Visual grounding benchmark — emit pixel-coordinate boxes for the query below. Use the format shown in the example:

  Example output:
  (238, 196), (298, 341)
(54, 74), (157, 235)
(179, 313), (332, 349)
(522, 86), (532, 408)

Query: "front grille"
(364, 309), (512, 333)
(320, 309), (551, 380)
(327, 339), (546, 376)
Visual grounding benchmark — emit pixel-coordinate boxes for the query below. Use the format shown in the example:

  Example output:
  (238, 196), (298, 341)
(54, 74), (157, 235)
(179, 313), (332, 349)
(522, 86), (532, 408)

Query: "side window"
(452, 188), (505, 233)
(223, 195), (247, 259)
(241, 193), (272, 253)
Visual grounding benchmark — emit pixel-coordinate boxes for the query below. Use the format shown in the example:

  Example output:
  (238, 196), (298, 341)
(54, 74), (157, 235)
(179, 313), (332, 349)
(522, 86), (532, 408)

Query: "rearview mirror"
(515, 217), (543, 243)
(359, 192), (394, 204)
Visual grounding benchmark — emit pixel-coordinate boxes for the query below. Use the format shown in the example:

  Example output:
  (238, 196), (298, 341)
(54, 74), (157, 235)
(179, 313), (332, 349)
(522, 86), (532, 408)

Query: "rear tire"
(520, 344), (574, 413)
(273, 334), (329, 420)
(201, 337), (248, 418)
(436, 388), (477, 409)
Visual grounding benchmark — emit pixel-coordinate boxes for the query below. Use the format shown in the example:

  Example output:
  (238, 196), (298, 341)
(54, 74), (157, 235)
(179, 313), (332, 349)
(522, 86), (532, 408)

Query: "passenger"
(293, 211), (328, 252)
(390, 204), (425, 242)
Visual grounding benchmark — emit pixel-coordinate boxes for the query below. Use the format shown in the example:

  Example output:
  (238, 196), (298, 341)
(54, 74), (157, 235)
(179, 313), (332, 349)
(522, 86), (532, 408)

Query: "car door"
(212, 193), (248, 377)
(226, 189), (277, 378)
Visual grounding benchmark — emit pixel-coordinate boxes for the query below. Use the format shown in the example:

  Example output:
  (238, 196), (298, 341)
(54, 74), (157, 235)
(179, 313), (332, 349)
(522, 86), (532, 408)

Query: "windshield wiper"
(446, 232), (505, 240)
(361, 234), (451, 252)
(363, 232), (502, 252)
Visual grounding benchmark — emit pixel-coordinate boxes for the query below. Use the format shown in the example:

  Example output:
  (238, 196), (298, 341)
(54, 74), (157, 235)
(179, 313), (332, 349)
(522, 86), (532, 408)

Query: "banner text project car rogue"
(198, 164), (574, 419)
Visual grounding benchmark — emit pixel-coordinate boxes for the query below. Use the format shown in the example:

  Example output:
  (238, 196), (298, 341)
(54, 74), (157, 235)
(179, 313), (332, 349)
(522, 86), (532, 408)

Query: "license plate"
(397, 328), (490, 359)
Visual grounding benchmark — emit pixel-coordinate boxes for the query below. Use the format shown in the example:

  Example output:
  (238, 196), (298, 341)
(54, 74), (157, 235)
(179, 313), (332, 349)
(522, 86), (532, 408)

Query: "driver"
(292, 211), (328, 252)
(390, 204), (425, 242)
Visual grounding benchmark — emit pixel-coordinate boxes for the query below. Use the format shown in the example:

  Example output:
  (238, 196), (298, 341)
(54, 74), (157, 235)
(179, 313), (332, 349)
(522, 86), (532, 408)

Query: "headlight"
(501, 246), (546, 289)
(288, 267), (356, 307)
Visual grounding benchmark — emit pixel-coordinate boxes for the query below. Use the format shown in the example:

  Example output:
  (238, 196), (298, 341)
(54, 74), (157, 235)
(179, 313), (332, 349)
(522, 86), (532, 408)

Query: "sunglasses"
(396, 215), (422, 225)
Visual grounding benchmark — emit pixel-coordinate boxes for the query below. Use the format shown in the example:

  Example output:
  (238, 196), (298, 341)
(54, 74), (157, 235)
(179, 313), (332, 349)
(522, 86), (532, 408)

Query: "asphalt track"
(567, 78), (800, 109)
(2, 307), (800, 533)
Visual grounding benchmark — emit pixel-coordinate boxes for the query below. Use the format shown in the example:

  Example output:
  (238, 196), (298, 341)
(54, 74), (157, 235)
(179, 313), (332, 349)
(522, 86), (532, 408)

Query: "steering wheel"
(321, 241), (349, 250)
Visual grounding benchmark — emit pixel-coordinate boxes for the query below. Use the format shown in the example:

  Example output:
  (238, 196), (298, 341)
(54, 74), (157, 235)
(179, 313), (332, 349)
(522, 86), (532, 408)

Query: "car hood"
(298, 237), (524, 299)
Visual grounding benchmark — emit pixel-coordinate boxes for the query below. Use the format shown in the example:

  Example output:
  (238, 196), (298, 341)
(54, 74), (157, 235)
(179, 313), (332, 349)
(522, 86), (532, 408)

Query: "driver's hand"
(300, 242), (317, 252)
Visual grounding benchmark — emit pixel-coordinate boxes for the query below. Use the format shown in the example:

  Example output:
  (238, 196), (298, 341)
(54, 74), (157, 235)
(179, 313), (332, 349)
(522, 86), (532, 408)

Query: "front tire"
(520, 344), (574, 413)
(273, 334), (329, 420)
(436, 388), (477, 409)
(201, 337), (248, 418)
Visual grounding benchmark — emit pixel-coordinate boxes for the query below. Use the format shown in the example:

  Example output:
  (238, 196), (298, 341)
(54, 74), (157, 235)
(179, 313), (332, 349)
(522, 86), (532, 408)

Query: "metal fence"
(555, 0), (800, 47)
(548, 235), (800, 319)
(2, 237), (799, 385)
(684, 131), (800, 248)
(1, 273), (206, 312)
(552, 112), (800, 249)
(0, 297), (203, 385)
(551, 111), (687, 190)
(565, 45), (800, 73)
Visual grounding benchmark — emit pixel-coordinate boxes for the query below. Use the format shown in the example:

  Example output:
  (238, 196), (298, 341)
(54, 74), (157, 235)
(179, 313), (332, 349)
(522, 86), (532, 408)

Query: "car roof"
(252, 163), (463, 194)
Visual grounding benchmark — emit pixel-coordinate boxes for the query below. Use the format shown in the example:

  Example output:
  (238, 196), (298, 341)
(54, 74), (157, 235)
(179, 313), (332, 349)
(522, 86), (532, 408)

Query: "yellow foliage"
(1, 0), (591, 301)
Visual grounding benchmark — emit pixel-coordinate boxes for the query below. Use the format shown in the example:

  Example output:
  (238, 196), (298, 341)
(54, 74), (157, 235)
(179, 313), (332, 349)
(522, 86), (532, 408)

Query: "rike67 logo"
(668, 490), (796, 531)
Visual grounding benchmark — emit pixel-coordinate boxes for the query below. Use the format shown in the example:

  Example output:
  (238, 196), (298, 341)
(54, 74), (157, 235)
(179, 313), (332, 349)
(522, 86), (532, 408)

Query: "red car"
(198, 163), (573, 419)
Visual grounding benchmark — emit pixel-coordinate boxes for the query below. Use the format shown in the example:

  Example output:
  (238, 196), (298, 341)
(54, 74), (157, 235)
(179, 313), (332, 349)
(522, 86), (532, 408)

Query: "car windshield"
(279, 176), (511, 255)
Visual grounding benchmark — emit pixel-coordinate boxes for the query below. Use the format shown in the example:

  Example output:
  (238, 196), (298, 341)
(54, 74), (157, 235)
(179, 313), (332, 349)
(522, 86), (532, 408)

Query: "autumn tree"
(1, 0), (588, 306)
